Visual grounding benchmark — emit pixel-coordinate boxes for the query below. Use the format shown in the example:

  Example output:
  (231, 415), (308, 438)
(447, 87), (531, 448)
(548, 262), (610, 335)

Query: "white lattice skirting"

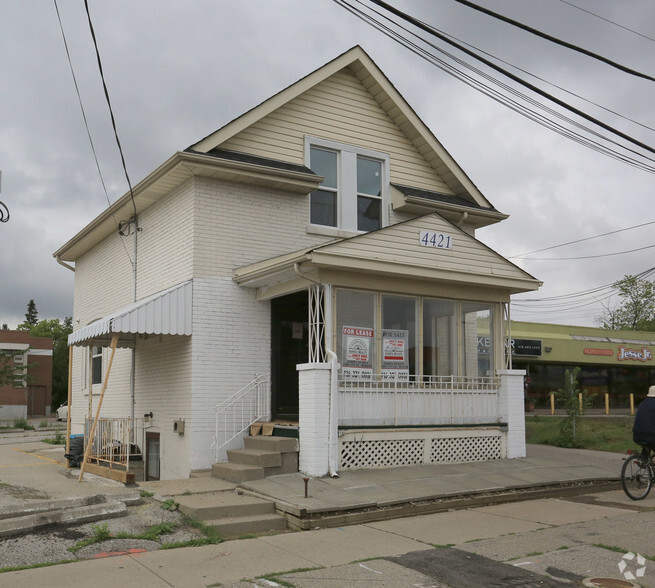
(339, 427), (505, 469)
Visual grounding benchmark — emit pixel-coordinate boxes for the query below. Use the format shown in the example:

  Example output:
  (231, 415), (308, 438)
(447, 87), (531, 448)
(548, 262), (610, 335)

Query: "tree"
(24, 299), (38, 326)
(554, 367), (592, 448)
(24, 318), (73, 409)
(597, 275), (655, 331)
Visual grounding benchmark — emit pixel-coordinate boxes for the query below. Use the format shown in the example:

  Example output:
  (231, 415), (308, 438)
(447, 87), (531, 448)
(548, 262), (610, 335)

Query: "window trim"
(305, 136), (389, 233)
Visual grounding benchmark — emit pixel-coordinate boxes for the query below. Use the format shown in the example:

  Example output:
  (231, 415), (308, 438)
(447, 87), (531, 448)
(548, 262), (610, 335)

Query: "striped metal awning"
(68, 280), (192, 348)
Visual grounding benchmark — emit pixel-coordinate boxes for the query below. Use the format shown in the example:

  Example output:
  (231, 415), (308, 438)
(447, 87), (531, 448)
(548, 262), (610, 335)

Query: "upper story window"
(13, 354), (26, 388)
(307, 137), (388, 233)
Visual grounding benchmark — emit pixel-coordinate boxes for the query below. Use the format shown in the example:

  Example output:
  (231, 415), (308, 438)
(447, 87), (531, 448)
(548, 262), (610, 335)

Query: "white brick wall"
(136, 179), (194, 298)
(189, 277), (271, 470)
(297, 363), (331, 476)
(498, 369), (527, 458)
(135, 334), (192, 479)
(193, 177), (331, 275)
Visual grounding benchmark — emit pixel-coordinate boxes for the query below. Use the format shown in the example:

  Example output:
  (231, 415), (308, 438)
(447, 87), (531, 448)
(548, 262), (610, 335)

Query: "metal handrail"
(213, 374), (270, 462)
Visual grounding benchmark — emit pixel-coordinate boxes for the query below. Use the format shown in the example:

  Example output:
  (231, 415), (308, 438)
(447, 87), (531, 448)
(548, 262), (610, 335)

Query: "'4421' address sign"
(419, 230), (453, 250)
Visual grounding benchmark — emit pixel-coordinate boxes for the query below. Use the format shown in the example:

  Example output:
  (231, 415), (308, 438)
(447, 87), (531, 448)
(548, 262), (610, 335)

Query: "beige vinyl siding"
(220, 67), (454, 195)
(317, 214), (533, 284)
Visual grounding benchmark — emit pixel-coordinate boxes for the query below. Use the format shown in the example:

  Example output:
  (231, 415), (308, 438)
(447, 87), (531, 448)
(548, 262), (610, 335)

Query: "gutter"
(55, 256), (75, 272)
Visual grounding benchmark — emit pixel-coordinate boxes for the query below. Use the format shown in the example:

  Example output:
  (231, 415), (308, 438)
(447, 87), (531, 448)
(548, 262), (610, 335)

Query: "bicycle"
(621, 445), (655, 500)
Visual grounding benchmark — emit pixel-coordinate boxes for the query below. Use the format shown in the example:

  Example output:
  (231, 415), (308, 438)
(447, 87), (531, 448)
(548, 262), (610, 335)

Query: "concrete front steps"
(176, 491), (287, 539)
(212, 435), (298, 483)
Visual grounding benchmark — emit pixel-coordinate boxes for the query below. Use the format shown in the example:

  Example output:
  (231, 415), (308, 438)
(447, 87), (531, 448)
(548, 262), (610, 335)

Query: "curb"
(275, 479), (623, 530)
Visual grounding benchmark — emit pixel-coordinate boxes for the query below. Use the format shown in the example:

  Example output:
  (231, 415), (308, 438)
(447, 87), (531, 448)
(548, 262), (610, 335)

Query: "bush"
(13, 418), (34, 431)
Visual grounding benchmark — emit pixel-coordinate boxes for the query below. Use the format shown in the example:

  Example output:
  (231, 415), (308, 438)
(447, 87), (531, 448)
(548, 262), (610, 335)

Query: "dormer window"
(307, 137), (388, 233)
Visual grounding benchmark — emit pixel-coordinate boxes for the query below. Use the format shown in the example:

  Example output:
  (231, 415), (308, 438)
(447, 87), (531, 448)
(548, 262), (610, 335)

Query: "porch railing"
(338, 373), (501, 427)
(213, 375), (270, 462)
(83, 417), (143, 470)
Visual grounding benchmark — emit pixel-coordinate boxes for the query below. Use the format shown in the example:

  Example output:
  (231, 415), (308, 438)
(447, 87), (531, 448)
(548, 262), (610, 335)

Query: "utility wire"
(518, 243), (655, 261)
(54, 0), (132, 263)
(451, 0), (655, 82)
(83, 0), (138, 225)
(363, 0), (655, 157)
(510, 220), (655, 258)
(438, 27), (655, 134)
(54, 0), (112, 210)
(558, 0), (655, 44)
(333, 0), (655, 173)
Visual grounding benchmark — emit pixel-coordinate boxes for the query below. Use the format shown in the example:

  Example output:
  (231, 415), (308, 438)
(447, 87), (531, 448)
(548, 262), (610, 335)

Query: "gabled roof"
(190, 45), (495, 212)
(235, 213), (541, 296)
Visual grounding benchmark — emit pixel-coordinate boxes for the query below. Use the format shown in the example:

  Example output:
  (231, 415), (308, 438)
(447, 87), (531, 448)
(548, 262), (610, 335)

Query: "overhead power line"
(510, 219), (655, 258)
(83, 0), (138, 224)
(558, 0), (655, 44)
(363, 0), (655, 157)
(54, 0), (133, 264)
(451, 0), (655, 83)
(53, 0), (112, 210)
(333, 0), (655, 173)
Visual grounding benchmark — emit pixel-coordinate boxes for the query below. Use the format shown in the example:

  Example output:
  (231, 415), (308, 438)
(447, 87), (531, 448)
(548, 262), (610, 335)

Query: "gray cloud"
(1, 0), (654, 328)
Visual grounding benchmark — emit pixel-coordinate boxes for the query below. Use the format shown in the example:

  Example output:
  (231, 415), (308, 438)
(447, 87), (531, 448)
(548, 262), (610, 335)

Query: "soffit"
(53, 151), (321, 262)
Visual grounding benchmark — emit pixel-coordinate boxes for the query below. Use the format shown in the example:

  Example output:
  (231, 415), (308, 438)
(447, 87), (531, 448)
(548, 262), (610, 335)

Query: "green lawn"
(525, 415), (636, 453)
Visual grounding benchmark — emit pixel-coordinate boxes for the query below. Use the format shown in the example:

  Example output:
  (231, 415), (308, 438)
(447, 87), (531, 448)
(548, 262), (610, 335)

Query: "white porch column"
(498, 369), (527, 458)
(297, 362), (331, 476)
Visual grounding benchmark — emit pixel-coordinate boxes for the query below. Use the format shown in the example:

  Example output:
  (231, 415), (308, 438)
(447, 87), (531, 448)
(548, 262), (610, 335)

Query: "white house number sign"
(419, 230), (453, 250)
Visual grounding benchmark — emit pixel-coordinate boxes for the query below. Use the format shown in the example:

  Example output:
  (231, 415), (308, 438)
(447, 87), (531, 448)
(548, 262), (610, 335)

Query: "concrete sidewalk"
(0, 443), (632, 587)
(1, 444), (649, 588)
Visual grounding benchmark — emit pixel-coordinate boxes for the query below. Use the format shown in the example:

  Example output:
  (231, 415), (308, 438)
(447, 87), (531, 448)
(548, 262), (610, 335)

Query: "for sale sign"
(382, 329), (409, 381)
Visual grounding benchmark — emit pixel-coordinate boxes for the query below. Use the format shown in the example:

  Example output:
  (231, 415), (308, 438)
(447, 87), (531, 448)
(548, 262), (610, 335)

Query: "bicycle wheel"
(621, 453), (653, 500)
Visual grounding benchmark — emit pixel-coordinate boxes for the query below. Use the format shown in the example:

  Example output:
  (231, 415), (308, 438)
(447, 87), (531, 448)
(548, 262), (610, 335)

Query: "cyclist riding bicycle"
(633, 385), (655, 450)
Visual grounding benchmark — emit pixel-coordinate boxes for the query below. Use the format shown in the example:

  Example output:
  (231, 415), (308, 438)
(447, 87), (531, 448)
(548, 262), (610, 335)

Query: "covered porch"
(231, 214), (540, 476)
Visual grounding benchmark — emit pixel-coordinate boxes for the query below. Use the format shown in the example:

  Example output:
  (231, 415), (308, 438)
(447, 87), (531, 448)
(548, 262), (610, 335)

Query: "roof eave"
(54, 151), (322, 262)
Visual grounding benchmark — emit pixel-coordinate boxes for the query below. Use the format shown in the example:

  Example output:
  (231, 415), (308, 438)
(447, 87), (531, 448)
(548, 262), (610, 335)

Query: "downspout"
(456, 211), (468, 227)
(293, 263), (339, 478)
(130, 217), (139, 421)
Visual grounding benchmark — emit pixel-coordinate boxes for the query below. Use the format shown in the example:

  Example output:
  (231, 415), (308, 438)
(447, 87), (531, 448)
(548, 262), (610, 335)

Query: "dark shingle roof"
(392, 183), (498, 212)
(185, 147), (317, 176)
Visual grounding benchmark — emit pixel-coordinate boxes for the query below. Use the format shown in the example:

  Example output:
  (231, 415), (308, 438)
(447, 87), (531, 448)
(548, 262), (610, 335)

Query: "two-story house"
(54, 46), (540, 481)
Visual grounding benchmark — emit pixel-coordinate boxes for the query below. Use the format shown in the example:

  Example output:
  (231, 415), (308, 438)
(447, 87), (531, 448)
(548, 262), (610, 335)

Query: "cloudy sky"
(1, 0), (653, 329)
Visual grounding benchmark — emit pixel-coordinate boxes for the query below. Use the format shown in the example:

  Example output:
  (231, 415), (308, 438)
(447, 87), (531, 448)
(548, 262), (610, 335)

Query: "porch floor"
(236, 444), (623, 529)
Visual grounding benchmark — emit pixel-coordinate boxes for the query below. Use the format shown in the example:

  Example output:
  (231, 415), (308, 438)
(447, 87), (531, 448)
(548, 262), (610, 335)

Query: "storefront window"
(382, 295), (416, 376)
(335, 289), (499, 379)
(462, 303), (493, 377)
(423, 299), (456, 377)
(337, 290), (376, 378)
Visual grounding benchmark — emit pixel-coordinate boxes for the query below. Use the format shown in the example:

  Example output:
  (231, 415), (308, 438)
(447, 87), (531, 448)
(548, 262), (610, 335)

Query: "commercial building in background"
(507, 321), (655, 409)
(0, 330), (53, 420)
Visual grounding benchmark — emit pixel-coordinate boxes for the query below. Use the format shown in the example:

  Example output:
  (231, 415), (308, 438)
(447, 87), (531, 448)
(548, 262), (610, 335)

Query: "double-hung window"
(307, 137), (388, 233)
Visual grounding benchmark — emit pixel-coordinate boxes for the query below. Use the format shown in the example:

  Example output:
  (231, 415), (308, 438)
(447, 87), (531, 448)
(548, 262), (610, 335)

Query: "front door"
(28, 386), (46, 417)
(271, 291), (309, 420)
